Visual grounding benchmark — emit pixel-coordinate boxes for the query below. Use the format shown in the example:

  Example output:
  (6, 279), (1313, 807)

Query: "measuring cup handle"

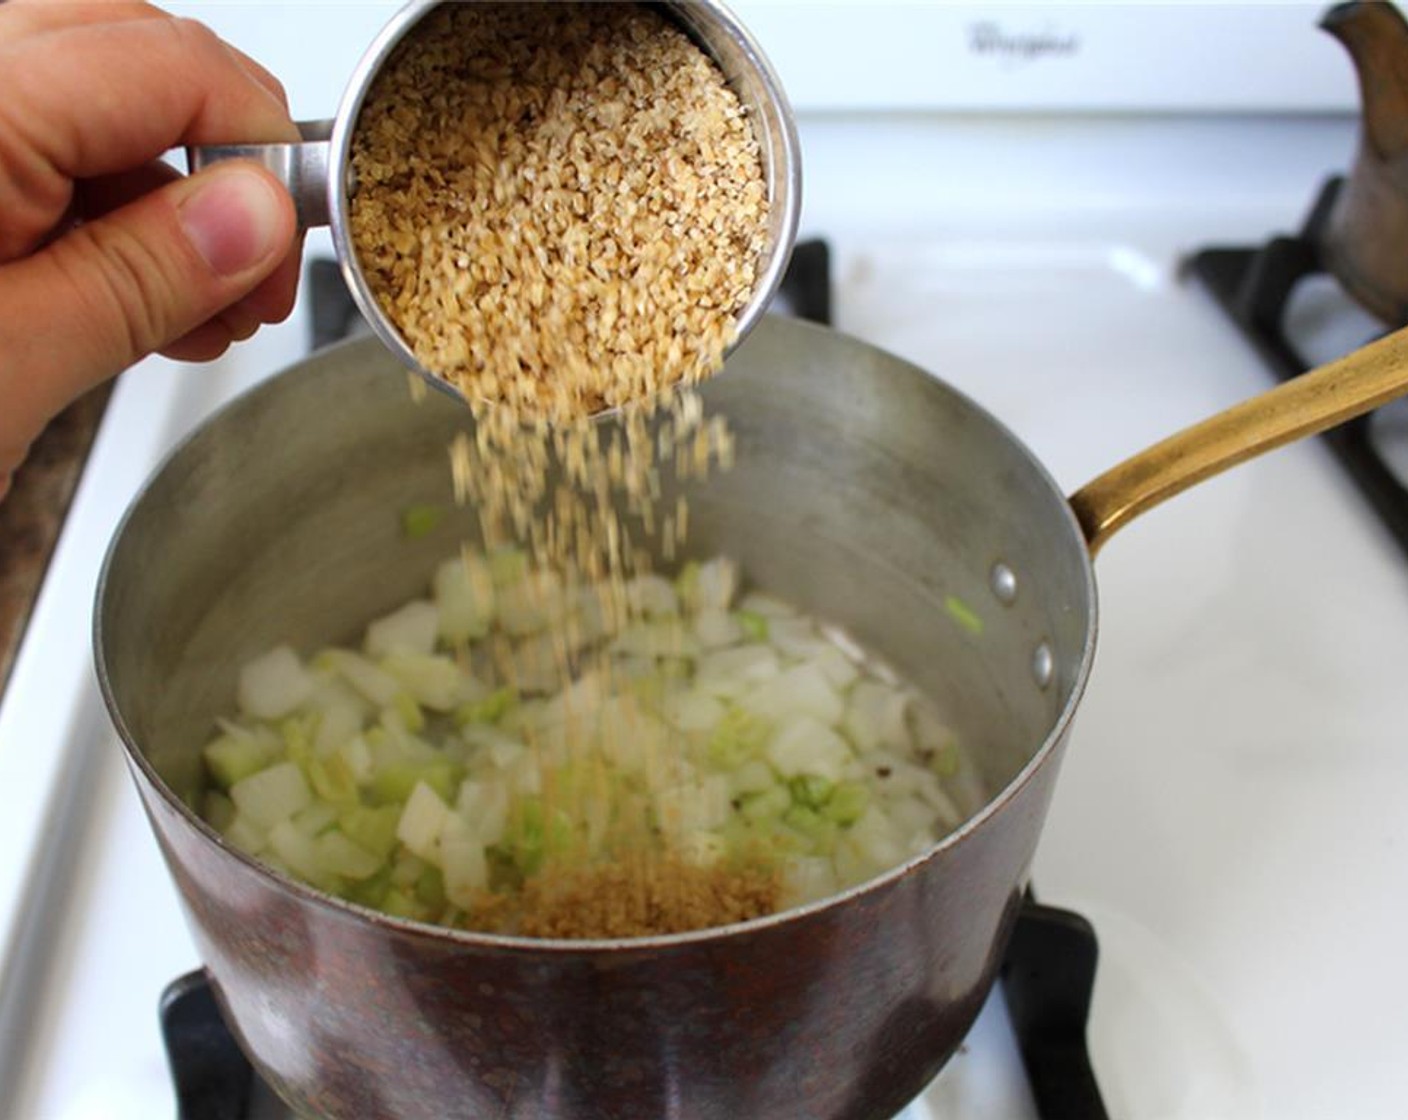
(186, 120), (334, 229)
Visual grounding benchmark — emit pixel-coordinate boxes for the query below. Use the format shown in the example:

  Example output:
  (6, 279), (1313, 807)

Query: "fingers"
(0, 3), (292, 112)
(0, 15), (299, 258)
(0, 2), (164, 46)
(0, 160), (297, 458)
(159, 236), (305, 362)
(76, 161), (183, 221)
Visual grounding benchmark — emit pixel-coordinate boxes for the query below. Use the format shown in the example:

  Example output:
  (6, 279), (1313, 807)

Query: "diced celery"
(344, 865), (393, 909)
(505, 797), (573, 876)
(455, 686), (517, 727)
(929, 742), (961, 779)
(196, 549), (971, 933)
(705, 707), (770, 770)
(788, 773), (835, 811)
(401, 503), (444, 540)
(782, 804), (838, 854)
(204, 734), (276, 790)
(369, 760), (460, 807)
(823, 781), (870, 826)
(305, 753), (359, 808)
(734, 609), (768, 641)
(381, 887), (430, 922)
(315, 830), (383, 880)
(739, 785), (790, 825)
(385, 691), (427, 734)
(944, 594), (984, 636)
(230, 762), (312, 830)
(416, 866), (447, 910)
(339, 805), (401, 860)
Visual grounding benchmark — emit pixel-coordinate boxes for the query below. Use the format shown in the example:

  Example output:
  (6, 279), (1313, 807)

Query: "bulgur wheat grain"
(349, 2), (769, 421)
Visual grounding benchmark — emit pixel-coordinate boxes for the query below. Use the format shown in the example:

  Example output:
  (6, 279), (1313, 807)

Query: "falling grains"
(340, 2), (776, 937)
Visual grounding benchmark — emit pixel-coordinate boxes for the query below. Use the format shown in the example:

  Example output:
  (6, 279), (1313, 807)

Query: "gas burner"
(1189, 177), (1408, 560)
(158, 897), (1108, 1120)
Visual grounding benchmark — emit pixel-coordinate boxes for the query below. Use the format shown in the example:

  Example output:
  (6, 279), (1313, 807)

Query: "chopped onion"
(238, 646), (314, 721)
(365, 601), (440, 658)
(199, 551), (975, 931)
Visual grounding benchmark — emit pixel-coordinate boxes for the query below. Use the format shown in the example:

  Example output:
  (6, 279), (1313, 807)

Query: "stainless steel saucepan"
(95, 316), (1408, 1119)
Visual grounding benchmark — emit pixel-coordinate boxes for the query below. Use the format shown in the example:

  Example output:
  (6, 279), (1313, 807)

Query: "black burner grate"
(1189, 177), (1408, 560)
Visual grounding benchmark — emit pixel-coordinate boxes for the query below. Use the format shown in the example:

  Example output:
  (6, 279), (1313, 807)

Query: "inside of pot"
(98, 317), (1094, 896)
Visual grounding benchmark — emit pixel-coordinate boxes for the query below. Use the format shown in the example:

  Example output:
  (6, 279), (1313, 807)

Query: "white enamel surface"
(1, 4), (1400, 1118)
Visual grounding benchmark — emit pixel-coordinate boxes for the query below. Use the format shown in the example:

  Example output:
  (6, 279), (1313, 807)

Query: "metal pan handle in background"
(1068, 325), (1408, 555)
(187, 120), (335, 229)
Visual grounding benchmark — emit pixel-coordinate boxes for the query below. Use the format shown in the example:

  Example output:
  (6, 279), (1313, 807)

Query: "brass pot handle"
(1069, 324), (1408, 555)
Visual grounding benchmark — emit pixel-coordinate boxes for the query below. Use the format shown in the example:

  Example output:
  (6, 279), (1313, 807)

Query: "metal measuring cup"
(190, 0), (802, 407)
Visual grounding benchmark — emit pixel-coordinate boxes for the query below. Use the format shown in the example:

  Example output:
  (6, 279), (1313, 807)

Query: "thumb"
(0, 160), (296, 445)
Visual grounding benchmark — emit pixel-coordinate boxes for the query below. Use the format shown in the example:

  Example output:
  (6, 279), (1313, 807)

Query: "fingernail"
(179, 166), (288, 276)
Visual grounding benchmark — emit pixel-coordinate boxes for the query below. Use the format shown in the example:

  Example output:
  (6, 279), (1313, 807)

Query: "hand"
(0, 1), (303, 501)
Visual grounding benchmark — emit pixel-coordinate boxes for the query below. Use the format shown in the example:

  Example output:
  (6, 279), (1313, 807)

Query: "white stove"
(4, 4), (1405, 1119)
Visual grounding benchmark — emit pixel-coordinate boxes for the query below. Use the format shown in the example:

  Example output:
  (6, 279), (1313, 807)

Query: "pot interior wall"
(99, 318), (1094, 827)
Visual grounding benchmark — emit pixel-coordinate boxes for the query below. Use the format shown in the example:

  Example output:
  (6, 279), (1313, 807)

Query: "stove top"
(9, 107), (1408, 1120)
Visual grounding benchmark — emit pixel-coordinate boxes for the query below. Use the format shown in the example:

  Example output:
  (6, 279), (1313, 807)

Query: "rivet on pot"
(1032, 642), (1054, 689)
(990, 562), (1017, 604)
